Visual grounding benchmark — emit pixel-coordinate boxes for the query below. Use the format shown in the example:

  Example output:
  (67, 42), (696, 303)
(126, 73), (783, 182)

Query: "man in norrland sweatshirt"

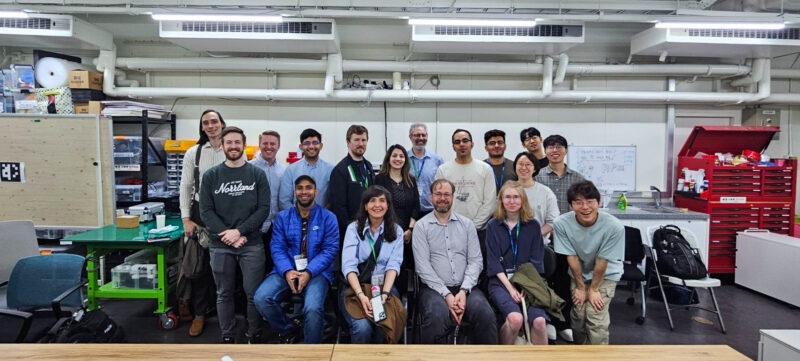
(200, 126), (270, 344)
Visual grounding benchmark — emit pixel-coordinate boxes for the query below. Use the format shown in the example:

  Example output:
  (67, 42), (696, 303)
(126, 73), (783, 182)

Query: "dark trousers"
(190, 263), (215, 317)
(417, 285), (498, 344)
(261, 225), (275, 273)
(550, 252), (573, 331)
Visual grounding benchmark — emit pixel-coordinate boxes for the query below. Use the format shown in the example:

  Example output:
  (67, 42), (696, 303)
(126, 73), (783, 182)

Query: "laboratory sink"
(633, 205), (682, 214)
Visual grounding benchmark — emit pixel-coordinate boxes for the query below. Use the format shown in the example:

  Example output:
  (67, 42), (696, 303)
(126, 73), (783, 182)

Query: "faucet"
(650, 186), (662, 208)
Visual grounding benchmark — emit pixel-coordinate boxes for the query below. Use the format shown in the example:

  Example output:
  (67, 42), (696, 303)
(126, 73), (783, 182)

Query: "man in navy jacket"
(254, 175), (339, 343)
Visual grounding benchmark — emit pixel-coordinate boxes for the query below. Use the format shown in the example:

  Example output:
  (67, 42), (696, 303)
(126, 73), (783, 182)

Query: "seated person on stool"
(486, 181), (549, 345)
(254, 175), (339, 344)
(553, 181), (624, 345)
(413, 179), (498, 344)
(340, 185), (406, 344)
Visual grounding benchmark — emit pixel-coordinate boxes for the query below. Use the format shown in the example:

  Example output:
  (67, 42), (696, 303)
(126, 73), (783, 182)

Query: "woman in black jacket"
(375, 144), (420, 296)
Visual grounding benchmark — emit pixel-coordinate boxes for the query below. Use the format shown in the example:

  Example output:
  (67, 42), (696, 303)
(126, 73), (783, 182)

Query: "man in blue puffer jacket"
(254, 175), (339, 344)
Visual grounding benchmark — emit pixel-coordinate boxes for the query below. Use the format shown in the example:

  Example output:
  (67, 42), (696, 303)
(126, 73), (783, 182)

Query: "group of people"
(177, 109), (625, 346)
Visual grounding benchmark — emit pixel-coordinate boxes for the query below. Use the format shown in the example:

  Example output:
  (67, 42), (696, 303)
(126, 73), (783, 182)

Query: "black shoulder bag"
(189, 146), (206, 227)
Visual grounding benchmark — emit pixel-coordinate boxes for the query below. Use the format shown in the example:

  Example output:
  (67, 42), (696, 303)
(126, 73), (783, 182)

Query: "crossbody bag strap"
(193, 145), (202, 199)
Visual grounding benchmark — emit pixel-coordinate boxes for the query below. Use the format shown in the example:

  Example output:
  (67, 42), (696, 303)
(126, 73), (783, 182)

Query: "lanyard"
(348, 163), (370, 189)
(508, 222), (520, 267)
(486, 160), (505, 189)
(365, 231), (379, 263)
(411, 157), (426, 178)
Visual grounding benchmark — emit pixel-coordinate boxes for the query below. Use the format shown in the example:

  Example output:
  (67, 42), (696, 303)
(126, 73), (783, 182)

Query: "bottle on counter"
(617, 193), (627, 210)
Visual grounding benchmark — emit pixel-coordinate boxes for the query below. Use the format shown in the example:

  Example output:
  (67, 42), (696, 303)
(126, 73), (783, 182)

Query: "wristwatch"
(460, 287), (471, 295)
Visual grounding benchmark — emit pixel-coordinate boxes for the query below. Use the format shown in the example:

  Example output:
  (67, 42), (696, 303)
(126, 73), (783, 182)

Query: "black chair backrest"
(624, 226), (645, 263)
(542, 246), (557, 279)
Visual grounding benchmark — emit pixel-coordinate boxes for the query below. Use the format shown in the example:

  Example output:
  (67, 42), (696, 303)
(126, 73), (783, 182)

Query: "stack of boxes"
(69, 69), (105, 114)
(111, 248), (178, 289)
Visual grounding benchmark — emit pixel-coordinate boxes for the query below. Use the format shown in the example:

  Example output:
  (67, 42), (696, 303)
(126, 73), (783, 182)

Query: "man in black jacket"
(329, 124), (375, 239)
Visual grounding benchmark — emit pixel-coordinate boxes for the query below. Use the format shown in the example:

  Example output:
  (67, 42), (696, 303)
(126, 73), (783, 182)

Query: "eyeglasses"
(516, 162), (534, 169)
(523, 136), (540, 143)
(571, 199), (598, 207)
(452, 138), (472, 145)
(487, 140), (505, 146)
(302, 140), (321, 146)
(411, 133), (427, 138)
(432, 192), (453, 198)
(546, 145), (566, 151)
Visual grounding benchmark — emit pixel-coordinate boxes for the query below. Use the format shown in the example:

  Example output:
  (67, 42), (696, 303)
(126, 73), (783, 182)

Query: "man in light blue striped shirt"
(250, 130), (286, 234)
(278, 128), (334, 211)
(408, 123), (444, 215)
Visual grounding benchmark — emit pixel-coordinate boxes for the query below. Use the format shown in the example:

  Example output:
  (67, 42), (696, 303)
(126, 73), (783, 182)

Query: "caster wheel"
(626, 297), (635, 306)
(635, 316), (645, 325)
(159, 313), (178, 330)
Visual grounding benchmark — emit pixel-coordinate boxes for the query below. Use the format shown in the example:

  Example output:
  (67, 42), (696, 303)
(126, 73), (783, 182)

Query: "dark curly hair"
(354, 185), (399, 242)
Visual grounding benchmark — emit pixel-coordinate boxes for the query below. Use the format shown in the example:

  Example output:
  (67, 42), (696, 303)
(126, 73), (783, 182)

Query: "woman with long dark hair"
(375, 144), (420, 297)
(339, 185), (406, 343)
(178, 109), (226, 337)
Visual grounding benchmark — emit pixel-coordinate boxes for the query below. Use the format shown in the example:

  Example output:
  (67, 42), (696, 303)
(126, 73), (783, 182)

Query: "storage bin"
(115, 184), (142, 202)
(113, 136), (167, 166)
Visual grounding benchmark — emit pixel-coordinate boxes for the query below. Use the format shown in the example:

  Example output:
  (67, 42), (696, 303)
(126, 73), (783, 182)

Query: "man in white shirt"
(250, 130), (287, 272)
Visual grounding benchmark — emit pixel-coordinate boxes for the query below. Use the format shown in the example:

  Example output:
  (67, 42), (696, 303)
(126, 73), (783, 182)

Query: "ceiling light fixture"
(0, 11), (29, 18)
(152, 14), (283, 22)
(409, 18), (536, 27)
(655, 21), (785, 30)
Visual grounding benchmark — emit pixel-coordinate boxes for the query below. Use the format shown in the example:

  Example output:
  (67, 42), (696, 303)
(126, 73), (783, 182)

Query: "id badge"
(371, 273), (385, 288)
(505, 268), (516, 281)
(294, 255), (308, 271)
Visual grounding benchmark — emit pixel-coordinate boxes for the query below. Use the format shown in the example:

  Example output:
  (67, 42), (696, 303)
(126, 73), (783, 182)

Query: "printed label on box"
(0, 162), (24, 182)
(720, 197), (747, 204)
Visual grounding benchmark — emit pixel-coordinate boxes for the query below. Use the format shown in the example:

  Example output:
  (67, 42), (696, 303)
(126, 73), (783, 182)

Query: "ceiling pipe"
(730, 58), (767, 87)
(542, 57), (553, 96)
(107, 57), (761, 78)
(554, 54), (569, 85)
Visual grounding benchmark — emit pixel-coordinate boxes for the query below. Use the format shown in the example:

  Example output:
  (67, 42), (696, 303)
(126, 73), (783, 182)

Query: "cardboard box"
(69, 70), (103, 90)
(74, 101), (105, 114)
(116, 215), (140, 228)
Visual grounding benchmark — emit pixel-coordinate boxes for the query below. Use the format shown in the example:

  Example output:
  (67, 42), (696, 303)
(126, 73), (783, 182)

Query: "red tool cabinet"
(674, 126), (797, 274)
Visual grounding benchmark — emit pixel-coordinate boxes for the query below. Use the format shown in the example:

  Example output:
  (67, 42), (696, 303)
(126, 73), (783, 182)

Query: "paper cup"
(156, 214), (166, 229)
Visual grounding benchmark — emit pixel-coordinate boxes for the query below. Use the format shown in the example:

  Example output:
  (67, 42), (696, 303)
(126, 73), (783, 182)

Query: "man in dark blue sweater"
(200, 126), (270, 344)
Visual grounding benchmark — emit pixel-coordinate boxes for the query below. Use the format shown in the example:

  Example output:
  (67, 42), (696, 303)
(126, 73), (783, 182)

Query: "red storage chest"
(674, 126), (797, 274)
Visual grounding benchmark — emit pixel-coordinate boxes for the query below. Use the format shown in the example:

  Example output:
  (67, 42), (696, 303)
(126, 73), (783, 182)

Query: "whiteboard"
(569, 145), (636, 192)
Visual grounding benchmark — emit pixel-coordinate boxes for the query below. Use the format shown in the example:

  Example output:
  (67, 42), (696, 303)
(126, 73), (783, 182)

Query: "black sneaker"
(222, 336), (235, 344)
(278, 331), (297, 344)
(247, 332), (263, 344)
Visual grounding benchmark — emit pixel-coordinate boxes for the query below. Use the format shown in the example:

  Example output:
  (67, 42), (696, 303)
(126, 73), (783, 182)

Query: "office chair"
(620, 226), (647, 325)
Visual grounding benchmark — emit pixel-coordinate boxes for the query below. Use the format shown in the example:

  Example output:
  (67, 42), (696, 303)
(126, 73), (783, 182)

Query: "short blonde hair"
(494, 181), (534, 222)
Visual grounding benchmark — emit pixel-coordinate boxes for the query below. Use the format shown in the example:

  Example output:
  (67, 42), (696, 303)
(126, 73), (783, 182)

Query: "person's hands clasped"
(572, 287), (587, 310)
(285, 270), (301, 294)
(507, 286), (523, 303)
(218, 229), (241, 245)
(296, 271), (311, 293)
(445, 293), (462, 324)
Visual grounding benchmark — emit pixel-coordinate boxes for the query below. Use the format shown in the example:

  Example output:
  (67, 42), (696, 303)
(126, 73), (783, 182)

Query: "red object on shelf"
(286, 151), (302, 164)
(675, 125), (797, 275)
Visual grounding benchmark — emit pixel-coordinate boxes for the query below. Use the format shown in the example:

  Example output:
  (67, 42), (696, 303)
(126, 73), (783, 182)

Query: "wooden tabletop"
(0, 344), (749, 361)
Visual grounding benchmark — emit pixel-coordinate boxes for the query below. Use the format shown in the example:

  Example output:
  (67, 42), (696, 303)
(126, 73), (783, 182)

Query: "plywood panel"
(0, 115), (114, 227)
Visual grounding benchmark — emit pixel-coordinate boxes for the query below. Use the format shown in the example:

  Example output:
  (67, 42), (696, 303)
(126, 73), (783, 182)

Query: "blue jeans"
(254, 272), (329, 343)
(338, 286), (400, 344)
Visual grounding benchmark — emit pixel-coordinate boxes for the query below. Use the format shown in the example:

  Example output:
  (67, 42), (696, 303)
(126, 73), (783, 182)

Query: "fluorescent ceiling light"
(0, 11), (29, 18)
(152, 14), (282, 22)
(409, 18), (536, 27)
(655, 21), (785, 30)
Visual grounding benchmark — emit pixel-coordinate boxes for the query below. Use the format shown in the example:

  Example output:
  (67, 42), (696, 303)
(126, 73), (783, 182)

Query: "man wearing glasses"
(278, 128), (334, 211)
(408, 123), (444, 217)
(535, 134), (586, 215)
(553, 180), (624, 345)
(520, 127), (549, 170)
(483, 129), (517, 193)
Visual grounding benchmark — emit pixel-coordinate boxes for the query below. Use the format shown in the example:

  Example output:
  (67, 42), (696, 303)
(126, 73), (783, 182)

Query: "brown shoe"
(189, 317), (205, 337)
(178, 300), (192, 322)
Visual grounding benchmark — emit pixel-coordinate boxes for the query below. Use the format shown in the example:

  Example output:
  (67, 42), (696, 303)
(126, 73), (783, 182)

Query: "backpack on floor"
(652, 225), (707, 280)
(41, 308), (126, 343)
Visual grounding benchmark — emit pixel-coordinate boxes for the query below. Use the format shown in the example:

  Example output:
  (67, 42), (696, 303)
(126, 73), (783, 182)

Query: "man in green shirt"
(553, 180), (624, 345)
(200, 126), (270, 344)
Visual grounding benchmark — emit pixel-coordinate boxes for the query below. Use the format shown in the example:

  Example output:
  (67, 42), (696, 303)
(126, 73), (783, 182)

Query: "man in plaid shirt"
(535, 135), (586, 215)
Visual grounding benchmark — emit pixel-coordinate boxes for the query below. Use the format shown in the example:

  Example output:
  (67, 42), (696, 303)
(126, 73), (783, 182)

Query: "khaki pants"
(569, 279), (617, 345)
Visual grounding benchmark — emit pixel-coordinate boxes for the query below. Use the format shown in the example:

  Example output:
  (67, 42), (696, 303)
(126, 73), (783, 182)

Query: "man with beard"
(408, 123), (444, 217)
(329, 124), (376, 238)
(483, 129), (517, 193)
(254, 175), (339, 344)
(413, 179), (497, 344)
(200, 126), (270, 344)
(278, 128), (334, 211)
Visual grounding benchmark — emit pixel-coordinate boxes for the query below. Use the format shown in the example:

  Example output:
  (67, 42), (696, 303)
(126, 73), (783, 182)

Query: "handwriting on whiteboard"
(569, 146), (636, 192)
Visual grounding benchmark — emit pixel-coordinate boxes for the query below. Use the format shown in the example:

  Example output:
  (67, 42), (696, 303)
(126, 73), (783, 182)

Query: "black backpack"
(652, 225), (707, 280)
(41, 308), (126, 343)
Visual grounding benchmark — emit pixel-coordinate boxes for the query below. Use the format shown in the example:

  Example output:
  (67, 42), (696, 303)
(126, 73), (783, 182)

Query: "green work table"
(63, 216), (183, 329)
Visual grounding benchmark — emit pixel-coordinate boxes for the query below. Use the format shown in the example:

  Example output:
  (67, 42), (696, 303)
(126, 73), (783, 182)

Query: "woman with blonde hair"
(485, 181), (548, 345)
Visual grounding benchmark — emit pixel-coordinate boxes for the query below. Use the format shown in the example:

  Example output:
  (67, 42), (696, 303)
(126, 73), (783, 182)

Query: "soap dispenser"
(617, 193), (627, 210)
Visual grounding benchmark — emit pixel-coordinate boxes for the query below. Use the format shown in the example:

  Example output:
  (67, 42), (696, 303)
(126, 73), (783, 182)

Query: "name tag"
(294, 255), (308, 271)
(371, 274), (385, 290)
(505, 268), (516, 281)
